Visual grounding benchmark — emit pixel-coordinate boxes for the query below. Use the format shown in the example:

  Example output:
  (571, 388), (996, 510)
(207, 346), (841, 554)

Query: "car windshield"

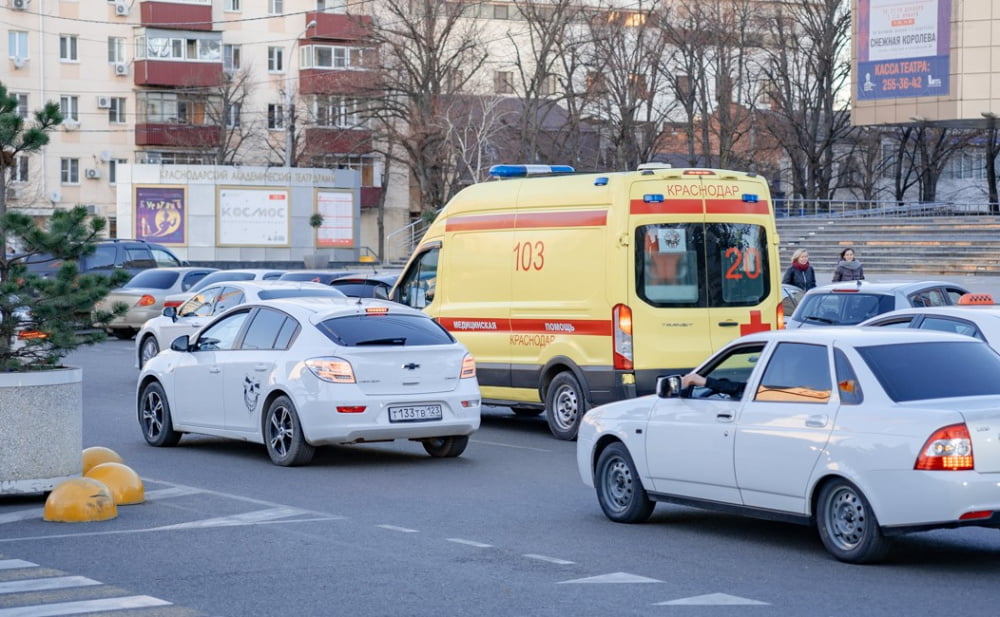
(794, 293), (897, 325)
(123, 269), (180, 289)
(258, 288), (346, 300)
(857, 341), (1000, 402)
(190, 271), (257, 291)
(316, 314), (454, 346)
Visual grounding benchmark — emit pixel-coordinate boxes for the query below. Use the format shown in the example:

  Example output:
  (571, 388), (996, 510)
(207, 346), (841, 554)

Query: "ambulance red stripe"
(438, 317), (612, 336)
(445, 210), (607, 231)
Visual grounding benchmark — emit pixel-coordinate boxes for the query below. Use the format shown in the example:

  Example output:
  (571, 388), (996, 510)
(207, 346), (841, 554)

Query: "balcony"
(135, 60), (222, 87)
(300, 69), (375, 96)
(307, 12), (374, 41)
(135, 124), (219, 147)
(140, 1), (213, 31)
(360, 186), (383, 209)
(303, 128), (373, 157)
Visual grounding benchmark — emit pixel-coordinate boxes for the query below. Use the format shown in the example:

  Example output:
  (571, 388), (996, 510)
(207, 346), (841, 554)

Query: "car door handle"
(209, 367), (221, 374)
(806, 414), (828, 428)
(254, 364), (270, 372)
(718, 321), (738, 327)
(716, 412), (734, 422)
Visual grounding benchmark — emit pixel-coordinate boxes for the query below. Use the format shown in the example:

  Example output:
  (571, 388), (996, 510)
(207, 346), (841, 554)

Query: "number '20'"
(724, 247), (762, 280)
(514, 241), (545, 271)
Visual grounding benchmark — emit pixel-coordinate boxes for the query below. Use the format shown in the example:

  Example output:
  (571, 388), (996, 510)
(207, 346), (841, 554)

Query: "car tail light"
(914, 423), (973, 470)
(137, 295), (156, 307)
(613, 304), (633, 370)
(17, 330), (47, 340)
(959, 510), (994, 520)
(365, 306), (389, 315)
(163, 300), (183, 309)
(460, 354), (476, 379)
(336, 406), (366, 413)
(305, 358), (356, 383)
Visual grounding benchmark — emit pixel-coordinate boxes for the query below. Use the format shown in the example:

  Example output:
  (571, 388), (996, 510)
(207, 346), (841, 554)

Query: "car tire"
(138, 381), (181, 447)
(422, 435), (469, 458)
(112, 328), (137, 341)
(545, 371), (588, 440)
(511, 406), (543, 417)
(816, 479), (891, 564)
(264, 395), (315, 467)
(595, 442), (655, 523)
(139, 335), (159, 368)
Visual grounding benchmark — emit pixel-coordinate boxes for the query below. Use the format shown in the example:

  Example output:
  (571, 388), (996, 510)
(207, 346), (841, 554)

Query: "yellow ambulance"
(391, 164), (783, 439)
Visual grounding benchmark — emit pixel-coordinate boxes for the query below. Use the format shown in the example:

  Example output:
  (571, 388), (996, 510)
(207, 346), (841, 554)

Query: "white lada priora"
(577, 327), (1000, 564)
(137, 296), (481, 466)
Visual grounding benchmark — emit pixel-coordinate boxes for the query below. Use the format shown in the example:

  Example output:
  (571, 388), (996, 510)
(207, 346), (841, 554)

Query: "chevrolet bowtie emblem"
(402, 363), (420, 370)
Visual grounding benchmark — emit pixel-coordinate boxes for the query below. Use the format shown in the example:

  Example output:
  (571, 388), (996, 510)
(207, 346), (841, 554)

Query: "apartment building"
(3, 0), (410, 260)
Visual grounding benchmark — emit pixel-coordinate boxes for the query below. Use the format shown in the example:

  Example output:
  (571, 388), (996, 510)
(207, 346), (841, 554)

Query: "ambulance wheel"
(545, 372), (587, 441)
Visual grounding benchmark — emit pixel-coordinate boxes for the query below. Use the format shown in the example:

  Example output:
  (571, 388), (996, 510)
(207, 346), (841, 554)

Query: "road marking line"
(150, 506), (333, 530)
(0, 594), (171, 616)
(0, 510), (44, 524)
(0, 559), (36, 570)
(523, 554), (575, 565)
(144, 485), (207, 499)
(0, 576), (100, 594)
(447, 538), (493, 548)
(377, 525), (419, 533)
(558, 572), (663, 584)
(470, 439), (552, 452)
(655, 593), (769, 606)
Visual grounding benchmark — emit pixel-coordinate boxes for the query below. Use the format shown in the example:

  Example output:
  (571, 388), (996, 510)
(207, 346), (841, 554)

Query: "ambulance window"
(397, 248), (438, 309)
(636, 223), (703, 306)
(707, 223), (771, 307)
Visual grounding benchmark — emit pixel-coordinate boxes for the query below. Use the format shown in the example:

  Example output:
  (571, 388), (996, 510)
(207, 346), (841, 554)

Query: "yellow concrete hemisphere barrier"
(82, 446), (124, 474)
(43, 478), (118, 522)
(85, 462), (145, 505)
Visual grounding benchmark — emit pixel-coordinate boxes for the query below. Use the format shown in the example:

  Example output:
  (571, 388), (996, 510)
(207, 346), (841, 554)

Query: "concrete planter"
(0, 367), (83, 495)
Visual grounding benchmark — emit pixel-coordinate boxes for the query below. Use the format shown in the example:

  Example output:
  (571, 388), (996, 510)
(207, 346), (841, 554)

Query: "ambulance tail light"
(613, 304), (633, 370)
(777, 301), (786, 329)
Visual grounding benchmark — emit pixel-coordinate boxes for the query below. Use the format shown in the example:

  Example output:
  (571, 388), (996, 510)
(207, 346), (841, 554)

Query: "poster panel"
(315, 190), (355, 248)
(217, 186), (290, 247)
(135, 185), (186, 245)
(857, 0), (950, 100)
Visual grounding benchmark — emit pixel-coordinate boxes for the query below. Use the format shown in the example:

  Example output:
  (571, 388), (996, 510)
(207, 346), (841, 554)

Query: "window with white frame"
(225, 0), (241, 10)
(59, 35), (78, 61)
(226, 103), (241, 128)
(495, 71), (515, 94)
(139, 92), (212, 125)
(300, 45), (369, 70)
(135, 36), (221, 61)
(61, 158), (80, 184)
(12, 92), (28, 119)
(308, 154), (378, 186)
(539, 74), (558, 96)
(267, 104), (285, 130)
(109, 98), (127, 123)
(224, 44), (241, 71)
(59, 95), (79, 121)
(317, 0), (347, 12)
(314, 96), (370, 128)
(8, 31), (28, 60)
(108, 37), (126, 63)
(267, 47), (284, 72)
(12, 156), (29, 183)
(109, 158), (128, 184)
(268, 0), (284, 15)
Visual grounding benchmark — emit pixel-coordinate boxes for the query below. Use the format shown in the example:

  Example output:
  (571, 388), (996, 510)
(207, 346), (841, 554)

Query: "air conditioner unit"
(6, 187), (22, 201)
(49, 191), (62, 203)
(11, 0), (29, 10)
(97, 96), (112, 109)
(63, 120), (80, 131)
(85, 204), (98, 215)
(12, 57), (25, 69)
(114, 1), (128, 16)
(85, 168), (101, 180)
(113, 62), (128, 76)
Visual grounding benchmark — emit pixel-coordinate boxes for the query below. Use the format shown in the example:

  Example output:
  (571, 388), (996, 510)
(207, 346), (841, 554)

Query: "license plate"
(388, 404), (443, 423)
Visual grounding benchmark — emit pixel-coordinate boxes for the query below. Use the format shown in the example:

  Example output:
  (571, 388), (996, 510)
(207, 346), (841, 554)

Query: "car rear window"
(316, 314), (454, 346)
(794, 293), (897, 325)
(124, 269), (180, 289)
(257, 288), (346, 300)
(857, 341), (1000, 401)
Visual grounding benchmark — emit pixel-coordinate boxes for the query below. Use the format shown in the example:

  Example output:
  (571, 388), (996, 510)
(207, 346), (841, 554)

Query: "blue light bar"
(594, 177), (609, 186)
(489, 164), (575, 178)
(742, 193), (759, 203)
(643, 194), (664, 203)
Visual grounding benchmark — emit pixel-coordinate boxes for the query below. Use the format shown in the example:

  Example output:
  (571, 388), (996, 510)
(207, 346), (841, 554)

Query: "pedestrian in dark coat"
(781, 249), (817, 291)
(832, 248), (865, 282)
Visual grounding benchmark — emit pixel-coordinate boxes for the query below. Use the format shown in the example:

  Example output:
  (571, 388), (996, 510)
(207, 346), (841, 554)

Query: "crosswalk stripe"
(0, 560), (36, 571)
(0, 576), (100, 594)
(0, 594), (171, 616)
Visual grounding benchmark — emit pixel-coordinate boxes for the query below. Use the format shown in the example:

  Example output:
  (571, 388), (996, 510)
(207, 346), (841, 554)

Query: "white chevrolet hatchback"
(137, 296), (481, 466)
(577, 327), (1000, 563)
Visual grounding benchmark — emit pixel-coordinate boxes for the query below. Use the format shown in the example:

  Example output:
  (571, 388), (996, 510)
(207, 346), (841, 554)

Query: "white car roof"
(197, 279), (333, 292)
(733, 325), (978, 347)
(241, 295), (425, 321)
(860, 305), (1000, 321)
(805, 279), (968, 295)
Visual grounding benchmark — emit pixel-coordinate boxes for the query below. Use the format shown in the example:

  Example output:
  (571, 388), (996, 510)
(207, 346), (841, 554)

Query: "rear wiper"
(355, 337), (406, 346)
(803, 315), (835, 324)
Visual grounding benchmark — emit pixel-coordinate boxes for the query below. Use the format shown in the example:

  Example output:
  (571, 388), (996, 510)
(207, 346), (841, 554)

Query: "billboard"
(857, 0), (950, 100)
(217, 187), (290, 247)
(315, 189), (355, 248)
(135, 185), (186, 245)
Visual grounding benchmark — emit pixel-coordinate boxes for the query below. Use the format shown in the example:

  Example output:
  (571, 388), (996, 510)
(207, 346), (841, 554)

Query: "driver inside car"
(681, 371), (746, 399)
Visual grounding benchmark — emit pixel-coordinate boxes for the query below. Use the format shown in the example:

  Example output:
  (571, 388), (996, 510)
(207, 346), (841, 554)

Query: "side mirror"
(162, 306), (177, 321)
(169, 335), (190, 352)
(657, 374), (683, 398)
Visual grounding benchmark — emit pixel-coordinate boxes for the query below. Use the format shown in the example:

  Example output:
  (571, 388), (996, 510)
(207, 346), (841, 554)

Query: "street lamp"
(285, 20), (317, 168)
